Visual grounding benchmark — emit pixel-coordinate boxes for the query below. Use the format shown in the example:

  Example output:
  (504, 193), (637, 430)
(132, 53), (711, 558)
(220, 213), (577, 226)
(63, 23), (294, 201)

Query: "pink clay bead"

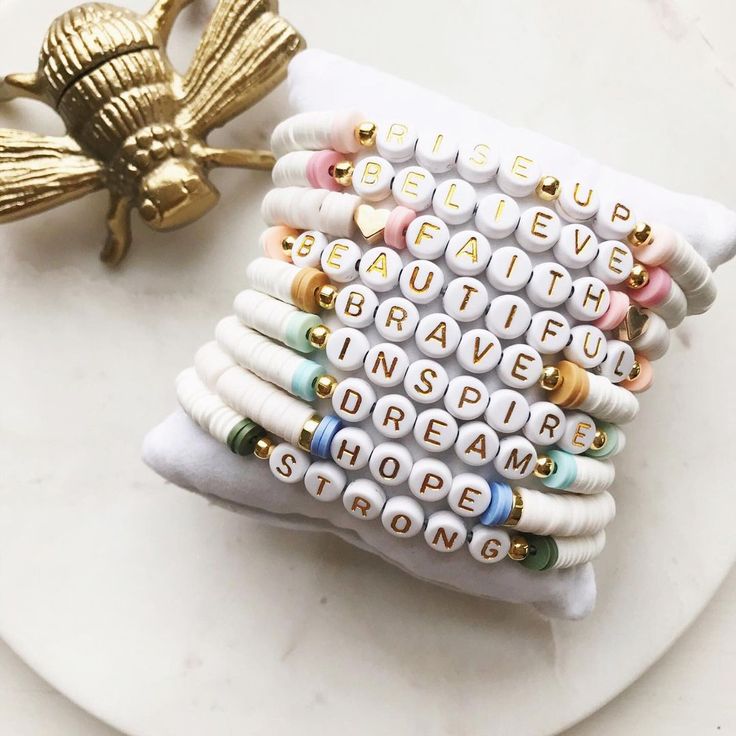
(593, 290), (630, 331)
(307, 150), (343, 191)
(621, 356), (653, 393)
(261, 225), (298, 261)
(636, 223), (677, 267)
(384, 206), (416, 250)
(331, 110), (364, 153)
(629, 266), (671, 307)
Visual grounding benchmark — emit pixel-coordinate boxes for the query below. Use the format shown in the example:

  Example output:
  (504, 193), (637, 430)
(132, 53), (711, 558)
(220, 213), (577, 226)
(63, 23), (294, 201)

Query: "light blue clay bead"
(311, 415), (343, 459)
(481, 482), (514, 526)
(543, 449), (577, 490)
(291, 361), (324, 401)
(285, 312), (321, 353)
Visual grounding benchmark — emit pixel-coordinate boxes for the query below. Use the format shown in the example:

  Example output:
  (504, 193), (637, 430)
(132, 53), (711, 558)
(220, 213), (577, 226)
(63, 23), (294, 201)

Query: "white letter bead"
(454, 421), (500, 467)
(320, 239), (361, 283)
(376, 120), (418, 162)
(415, 313), (462, 358)
(291, 230), (328, 268)
(343, 479), (386, 521)
(415, 130), (459, 172)
(304, 461), (347, 502)
(553, 224), (598, 268)
(557, 181), (600, 222)
(457, 329), (502, 374)
(372, 393), (417, 438)
(424, 511), (468, 553)
(475, 193), (521, 239)
(595, 198), (637, 240)
(399, 260), (444, 304)
(443, 277), (489, 322)
(335, 284), (379, 328)
(374, 297), (420, 342)
(589, 241), (634, 285)
(444, 230), (492, 276)
(404, 359), (449, 404)
(330, 427), (374, 470)
(564, 325), (607, 369)
(332, 377), (376, 422)
(381, 495), (425, 537)
(456, 142), (499, 183)
(405, 215), (450, 259)
(351, 155), (395, 201)
(359, 246), (403, 292)
(598, 340), (635, 383)
(432, 179), (477, 225)
(469, 526), (511, 563)
(448, 474), (492, 517)
(413, 408), (459, 452)
(269, 443), (311, 484)
(364, 343), (410, 388)
(370, 443), (413, 486)
(444, 376), (490, 420)
(497, 344), (543, 389)
(558, 411), (597, 454)
(493, 436), (538, 480)
(392, 165), (436, 210)
(409, 458), (452, 502)
(485, 389), (530, 433)
(523, 402), (566, 446)
(486, 246), (533, 292)
(497, 154), (541, 197)
(515, 206), (561, 253)
(568, 277), (611, 321)
(526, 262), (573, 308)
(485, 294), (532, 340)
(526, 310), (571, 354)
(326, 327), (370, 371)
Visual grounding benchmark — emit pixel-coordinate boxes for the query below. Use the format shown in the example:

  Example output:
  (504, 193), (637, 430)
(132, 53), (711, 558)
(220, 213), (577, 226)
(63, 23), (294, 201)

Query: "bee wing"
(0, 129), (105, 222)
(178, 0), (304, 136)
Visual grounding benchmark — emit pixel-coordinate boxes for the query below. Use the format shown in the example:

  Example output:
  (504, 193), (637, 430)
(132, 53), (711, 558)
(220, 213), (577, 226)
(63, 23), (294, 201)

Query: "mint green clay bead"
(585, 422), (620, 458)
(542, 450), (577, 490)
(285, 312), (321, 353)
(291, 361), (324, 401)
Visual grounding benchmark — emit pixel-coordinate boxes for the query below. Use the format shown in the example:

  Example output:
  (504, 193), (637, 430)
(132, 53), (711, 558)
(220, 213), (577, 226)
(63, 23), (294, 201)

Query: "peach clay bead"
(593, 290), (630, 331)
(627, 266), (671, 308)
(621, 356), (654, 393)
(306, 150), (344, 191)
(261, 226), (299, 262)
(384, 206), (416, 250)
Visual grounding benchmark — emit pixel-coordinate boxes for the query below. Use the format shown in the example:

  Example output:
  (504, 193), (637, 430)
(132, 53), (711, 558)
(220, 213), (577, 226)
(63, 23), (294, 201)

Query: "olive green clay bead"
(520, 535), (558, 571)
(227, 419), (265, 456)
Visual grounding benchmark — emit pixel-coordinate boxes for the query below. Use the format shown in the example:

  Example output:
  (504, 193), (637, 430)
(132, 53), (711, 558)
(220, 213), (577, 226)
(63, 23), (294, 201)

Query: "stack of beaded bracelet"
(176, 110), (717, 573)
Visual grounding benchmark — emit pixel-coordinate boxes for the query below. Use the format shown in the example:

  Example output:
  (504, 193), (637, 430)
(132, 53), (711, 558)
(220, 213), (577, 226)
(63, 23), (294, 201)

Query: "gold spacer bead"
(533, 455), (556, 478)
(539, 365), (562, 391)
(281, 235), (295, 255)
(355, 121), (378, 147)
(592, 429), (608, 451)
(314, 374), (338, 399)
(536, 175), (561, 201)
(298, 416), (321, 451)
(627, 221), (653, 248)
(627, 263), (650, 289)
(628, 360), (642, 381)
(503, 489), (524, 527)
(332, 160), (355, 186)
(308, 324), (331, 350)
(253, 436), (275, 460)
(508, 535), (530, 561)
(318, 284), (338, 310)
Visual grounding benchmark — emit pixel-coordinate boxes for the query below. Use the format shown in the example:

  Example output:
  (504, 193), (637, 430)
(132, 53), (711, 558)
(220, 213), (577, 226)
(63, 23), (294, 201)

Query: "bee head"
(137, 159), (219, 230)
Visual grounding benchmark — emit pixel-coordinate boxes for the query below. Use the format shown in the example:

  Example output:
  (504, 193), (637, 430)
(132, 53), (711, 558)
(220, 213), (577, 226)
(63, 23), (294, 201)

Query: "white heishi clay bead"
(556, 181), (600, 222)
(415, 313), (462, 359)
(558, 411), (597, 454)
(409, 458), (452, 502)
(320, 239), (361, 283)
(351, 155), (395, 202)
(326, 327), (370, 372)
(457, 329), (502, 374)
(374, 298), (420, 342)
(551, 531), (607, 569)
(553, 224), (598, 269)
(485, 389), (530, 433)
(514, 488), (615, 536)
(372, 393), (417, 438)
(486, 246), (533, 292)
(291, 230), (328, 268)
(526, 310), (571, 355)
(494, 436), (538, 480)
(485, 294), (532, 340)
(469, 526), (511, 564)
(432, 179), (477, 225)
(404, 359), (449, 404)
(523, 402), (566, 446)
(332, 377), (376, 423)
(370, 444), (414, 487)
(414, 409), (459, 453)
(343, 479), (386, 521)
(475, 193), (521, 239)
(381, 495), (425, 538)
(445, 230), (492, 276)
(515, 206), (562, 253)
(392, 165), (436, 210)
(457, 141), (499, 183)
(364, 343), (410, 388)
(330, 427), (374, 470)
(376, 120), (418, 162)
(497, 154), (541, 197)
(565, 324), (607, 369)
(590, 240), (634, 285)
(579, 372), (639, 424)
(424, 511), (467, 553)
(399, 260), (445, 304)
(630, 311), (671, 361)
(567, 277), (611, 322)
(454, 422), (500, 467)
(595, 197), (637, 240)
(652, 280), (687, 328)
(359, 246), (403, 292)
(405, 215), (450, 260)
(444, 376), (490, 420)
(599, 340), (636, 383)
(526, 262), (573, 308)
(497, 344), (543, 389)
(443, 277), (489, 322)
(319, 191), (361, 236)
(269, 443), (311, 484)
(304, 461), (347, 503)
(271, 150), (312, 187)
(335, 284), (379, 328)
(448, 474), (492, 518)
(415, 129), (459, 173)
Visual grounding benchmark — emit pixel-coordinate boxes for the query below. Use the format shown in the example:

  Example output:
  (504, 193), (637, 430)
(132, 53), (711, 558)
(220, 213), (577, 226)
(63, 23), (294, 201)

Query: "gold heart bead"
(617, 305), (650, 342)
(354, 204), (391, 245)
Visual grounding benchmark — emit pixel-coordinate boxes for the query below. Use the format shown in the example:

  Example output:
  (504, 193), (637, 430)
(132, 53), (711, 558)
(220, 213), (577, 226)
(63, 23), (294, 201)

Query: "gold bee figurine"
(0, 0), (304, 264)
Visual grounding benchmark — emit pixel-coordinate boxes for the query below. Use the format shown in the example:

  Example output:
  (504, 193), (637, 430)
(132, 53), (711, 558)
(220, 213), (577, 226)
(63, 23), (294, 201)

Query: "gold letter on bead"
(401, 170), (426, 199)
(511, 155), (534, 180)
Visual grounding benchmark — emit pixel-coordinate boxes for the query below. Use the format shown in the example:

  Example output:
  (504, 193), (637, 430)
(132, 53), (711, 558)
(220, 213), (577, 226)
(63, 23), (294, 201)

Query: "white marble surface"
(0, 1), (735, 734)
